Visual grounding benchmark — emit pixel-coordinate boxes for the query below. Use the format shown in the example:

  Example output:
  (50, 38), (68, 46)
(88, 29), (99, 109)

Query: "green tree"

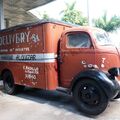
(42, 11), (49, 20)
(93, 12), (120, 32)
(38, 11), (49, 20)
(61, 2), (88, 25)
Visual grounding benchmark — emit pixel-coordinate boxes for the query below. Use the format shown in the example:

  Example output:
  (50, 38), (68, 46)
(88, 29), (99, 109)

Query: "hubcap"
(79, 84), (100, 106)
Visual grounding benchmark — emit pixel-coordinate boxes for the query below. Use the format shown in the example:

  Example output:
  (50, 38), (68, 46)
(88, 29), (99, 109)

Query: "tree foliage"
(42, 11), (49, 20)
(61, 2), (88, 25)
(37, 11), (49, 20)
(93, 12), (120, 32)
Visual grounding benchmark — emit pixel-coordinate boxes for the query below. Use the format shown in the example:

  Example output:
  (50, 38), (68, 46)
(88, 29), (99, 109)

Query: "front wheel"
(73, 79), (109, 115)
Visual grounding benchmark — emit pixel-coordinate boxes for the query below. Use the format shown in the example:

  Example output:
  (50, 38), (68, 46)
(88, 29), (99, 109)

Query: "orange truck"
(0, 20), (120, 115)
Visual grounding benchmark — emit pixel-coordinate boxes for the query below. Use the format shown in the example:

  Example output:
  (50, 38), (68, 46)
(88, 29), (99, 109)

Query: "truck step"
(56, 87), (70, 94)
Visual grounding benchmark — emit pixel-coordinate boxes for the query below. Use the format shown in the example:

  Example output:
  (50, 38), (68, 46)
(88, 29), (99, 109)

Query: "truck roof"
(62, 26), (105, 34)
(0, 19), (78, 33)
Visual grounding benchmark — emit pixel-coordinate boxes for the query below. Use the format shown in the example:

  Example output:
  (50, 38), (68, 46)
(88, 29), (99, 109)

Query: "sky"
(29, 0), (120, 20)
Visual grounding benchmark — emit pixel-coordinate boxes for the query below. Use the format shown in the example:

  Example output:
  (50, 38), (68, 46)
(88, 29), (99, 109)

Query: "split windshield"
(94, 31), (113, 46)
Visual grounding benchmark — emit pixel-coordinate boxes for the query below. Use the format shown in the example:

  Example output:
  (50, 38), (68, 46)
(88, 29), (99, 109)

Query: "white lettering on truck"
(0, 31), (30, 46)
(23, 66), (39, 80)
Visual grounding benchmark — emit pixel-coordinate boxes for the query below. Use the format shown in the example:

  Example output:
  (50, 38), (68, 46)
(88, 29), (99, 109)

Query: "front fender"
(71, 69), (120, 99)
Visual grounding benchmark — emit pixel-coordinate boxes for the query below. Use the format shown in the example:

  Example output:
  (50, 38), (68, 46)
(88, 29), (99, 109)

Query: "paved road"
(0, 84), (120, 120)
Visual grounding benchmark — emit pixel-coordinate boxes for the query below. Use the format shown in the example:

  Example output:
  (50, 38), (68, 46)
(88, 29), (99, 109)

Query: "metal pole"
(5, 18), (11, 28)
(87, 0), (91, 26)
(0, 0), (5, 29)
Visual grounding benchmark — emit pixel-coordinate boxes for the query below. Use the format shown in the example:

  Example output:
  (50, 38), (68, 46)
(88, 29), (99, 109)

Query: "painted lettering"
(16, 54), (36, 60)
(0, 31), (31, 46)
(25, 31), (30, 42)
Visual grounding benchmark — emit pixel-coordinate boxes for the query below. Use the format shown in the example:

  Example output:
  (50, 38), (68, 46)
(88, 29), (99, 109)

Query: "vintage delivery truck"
(0, 19), (120, 115)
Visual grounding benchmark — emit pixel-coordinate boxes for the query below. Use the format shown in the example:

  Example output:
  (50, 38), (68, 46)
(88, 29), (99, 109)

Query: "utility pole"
(87, 0), (91, 26)
(0, 0), (5, 29)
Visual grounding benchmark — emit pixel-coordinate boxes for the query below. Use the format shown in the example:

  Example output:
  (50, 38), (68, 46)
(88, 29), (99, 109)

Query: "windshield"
(94, 31), (113, 45)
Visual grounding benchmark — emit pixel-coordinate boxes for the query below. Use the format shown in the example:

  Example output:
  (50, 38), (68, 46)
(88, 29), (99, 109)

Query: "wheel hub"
(80, 85), (99, 105)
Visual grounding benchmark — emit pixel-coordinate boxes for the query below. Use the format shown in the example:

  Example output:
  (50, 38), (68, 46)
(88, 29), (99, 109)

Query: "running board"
(56, 87), (70, 94)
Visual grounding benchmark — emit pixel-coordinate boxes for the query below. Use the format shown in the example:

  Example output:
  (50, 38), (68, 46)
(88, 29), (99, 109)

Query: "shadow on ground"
(0, 85), (99, 118)
(17, 88), (80, 114)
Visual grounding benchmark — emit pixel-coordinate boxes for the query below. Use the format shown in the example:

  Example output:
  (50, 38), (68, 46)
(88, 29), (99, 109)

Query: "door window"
(67, 32), (91, 48)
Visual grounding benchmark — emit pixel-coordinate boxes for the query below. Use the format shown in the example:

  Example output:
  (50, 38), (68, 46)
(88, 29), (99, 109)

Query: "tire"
(113, 92), (120, 99)
(73, 79), (109, 115)
(2, 71), (17, 95)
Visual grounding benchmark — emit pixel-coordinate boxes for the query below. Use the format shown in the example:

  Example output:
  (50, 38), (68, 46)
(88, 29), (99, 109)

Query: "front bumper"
(107, 77), (120, 99)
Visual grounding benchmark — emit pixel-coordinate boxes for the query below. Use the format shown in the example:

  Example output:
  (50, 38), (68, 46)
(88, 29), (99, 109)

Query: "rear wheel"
(3, 71), (18, 95)
(73, 79), (109, 115)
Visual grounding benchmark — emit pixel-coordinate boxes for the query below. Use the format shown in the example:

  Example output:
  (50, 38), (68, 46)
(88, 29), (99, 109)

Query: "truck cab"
(60, 27), (120, 88)
(59, 26), (120, 115)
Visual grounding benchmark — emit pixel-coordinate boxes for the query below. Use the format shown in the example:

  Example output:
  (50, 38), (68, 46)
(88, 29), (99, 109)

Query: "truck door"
(60, 31), (95, 88)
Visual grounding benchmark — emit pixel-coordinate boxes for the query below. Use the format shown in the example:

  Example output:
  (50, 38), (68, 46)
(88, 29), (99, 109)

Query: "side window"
(67, 32), (91, 48)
